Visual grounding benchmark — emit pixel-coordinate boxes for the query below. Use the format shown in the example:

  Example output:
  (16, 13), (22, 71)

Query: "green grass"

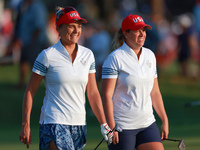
(0, 63), (200, 150)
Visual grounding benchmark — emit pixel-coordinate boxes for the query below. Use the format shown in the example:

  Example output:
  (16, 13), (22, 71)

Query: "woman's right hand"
(19, 73), (43, 149)
(19, 124), (32, 148)
(112, 131), (119, 145)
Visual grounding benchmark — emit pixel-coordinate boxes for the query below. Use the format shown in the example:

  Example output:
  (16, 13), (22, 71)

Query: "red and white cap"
(56, 7), (87, 27)
(122, 14), (152, 31)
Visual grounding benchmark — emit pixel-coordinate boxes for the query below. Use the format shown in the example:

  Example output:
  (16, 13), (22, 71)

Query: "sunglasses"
(56, 7), (77, 22)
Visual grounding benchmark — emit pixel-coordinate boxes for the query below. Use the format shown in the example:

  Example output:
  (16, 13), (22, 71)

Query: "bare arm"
(86, 73), (106, 125)
(151, 78), (169, 140)
(101, 78), (118, 144)
(19, 72), (43, 148)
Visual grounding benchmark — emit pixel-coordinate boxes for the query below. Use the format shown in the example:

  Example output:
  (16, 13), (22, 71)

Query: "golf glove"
(100, 123), (113, 144)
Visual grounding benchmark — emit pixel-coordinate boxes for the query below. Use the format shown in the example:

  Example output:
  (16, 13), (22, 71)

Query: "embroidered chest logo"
(146, 60), (151, 68)
(80, 58), (86, 66)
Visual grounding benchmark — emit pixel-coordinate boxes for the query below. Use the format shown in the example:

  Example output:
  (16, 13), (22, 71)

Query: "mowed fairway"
(0, 63), (200, 150)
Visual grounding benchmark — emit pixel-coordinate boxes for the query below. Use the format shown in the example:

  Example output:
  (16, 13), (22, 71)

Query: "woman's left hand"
(161, 122), (169, 141)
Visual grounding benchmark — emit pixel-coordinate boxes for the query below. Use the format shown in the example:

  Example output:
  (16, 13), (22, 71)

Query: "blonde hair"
(112, 28), (126, 50)
(55, 6), (64, 22)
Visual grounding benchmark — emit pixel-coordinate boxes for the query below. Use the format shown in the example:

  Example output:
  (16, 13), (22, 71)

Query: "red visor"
(56, 9), (87, 26)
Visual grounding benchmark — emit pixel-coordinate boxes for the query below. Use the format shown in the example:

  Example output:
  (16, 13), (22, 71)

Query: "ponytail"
(112, 28), (126, 50)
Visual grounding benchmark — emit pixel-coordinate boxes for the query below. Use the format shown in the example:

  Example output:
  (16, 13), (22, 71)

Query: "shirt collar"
(121, 42), (144, 61)
(123, 42), (143, 55)
(56, 39), (79, 56)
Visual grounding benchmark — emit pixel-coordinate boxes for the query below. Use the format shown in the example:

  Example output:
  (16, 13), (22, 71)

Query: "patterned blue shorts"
(39, 124), (87, 150)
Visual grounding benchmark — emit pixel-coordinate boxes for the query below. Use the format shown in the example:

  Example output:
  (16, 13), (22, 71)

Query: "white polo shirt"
(102, 42), (157, 129)
(32, 40), (95, 125)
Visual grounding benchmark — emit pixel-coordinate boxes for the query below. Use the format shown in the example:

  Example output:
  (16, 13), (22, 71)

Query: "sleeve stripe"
(33, 60), (48, 74)
(102, 67), (119, 75)
(89, 62), (95, 70)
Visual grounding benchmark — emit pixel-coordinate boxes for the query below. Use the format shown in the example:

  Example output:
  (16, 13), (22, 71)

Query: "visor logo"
(70, 13), (79, 18)
(133, 17), (144, 23)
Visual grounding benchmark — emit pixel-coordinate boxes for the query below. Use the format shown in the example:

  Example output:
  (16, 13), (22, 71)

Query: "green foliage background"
(0, 63), (199, 150)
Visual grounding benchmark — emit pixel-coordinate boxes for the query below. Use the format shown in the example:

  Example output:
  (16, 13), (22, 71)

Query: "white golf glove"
(100, 123), (113, 144)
